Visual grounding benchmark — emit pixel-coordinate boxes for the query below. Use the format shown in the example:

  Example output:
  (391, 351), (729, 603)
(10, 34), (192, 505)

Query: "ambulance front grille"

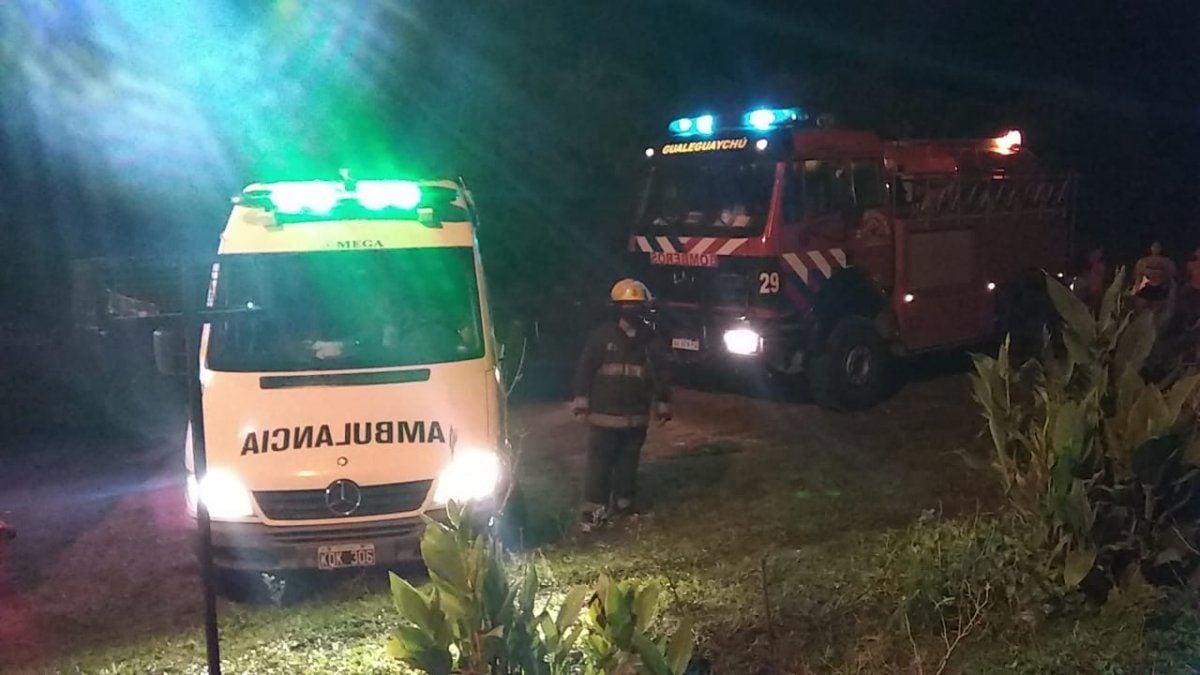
(265, 520), (423, 544)
(254, 480), (432, 520)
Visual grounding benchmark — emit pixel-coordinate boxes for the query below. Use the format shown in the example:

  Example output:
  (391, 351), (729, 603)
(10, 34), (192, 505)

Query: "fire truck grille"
(254, 480), (432, 520)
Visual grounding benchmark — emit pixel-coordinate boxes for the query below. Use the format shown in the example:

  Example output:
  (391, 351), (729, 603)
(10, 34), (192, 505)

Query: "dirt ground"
(0, 357), (993, 672)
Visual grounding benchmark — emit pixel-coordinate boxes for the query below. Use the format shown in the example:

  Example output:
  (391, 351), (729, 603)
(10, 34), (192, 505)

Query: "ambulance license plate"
(317, 543), (376, 570)
(671, 337), (701, 351)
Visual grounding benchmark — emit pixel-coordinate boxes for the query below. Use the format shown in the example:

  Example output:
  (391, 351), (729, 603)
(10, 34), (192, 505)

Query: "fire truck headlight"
(434, 449), (503, 505)
(191, 469), (255, 520)
(723, 327), (761, 355)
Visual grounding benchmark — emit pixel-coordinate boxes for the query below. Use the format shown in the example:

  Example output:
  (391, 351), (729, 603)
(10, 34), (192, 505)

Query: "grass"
(28, 397), (1200, 674)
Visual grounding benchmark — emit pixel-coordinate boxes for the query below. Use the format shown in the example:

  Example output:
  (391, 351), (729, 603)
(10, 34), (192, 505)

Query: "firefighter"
(1134, 241), (1176, 300)
(571, 279), (671, 531)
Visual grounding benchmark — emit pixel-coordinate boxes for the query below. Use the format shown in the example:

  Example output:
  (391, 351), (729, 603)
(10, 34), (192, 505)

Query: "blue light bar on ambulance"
(744, 107), (804, 131)
(668, 114), (716, 137)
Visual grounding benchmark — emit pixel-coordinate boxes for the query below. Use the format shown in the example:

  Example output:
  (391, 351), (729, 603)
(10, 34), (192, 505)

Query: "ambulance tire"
(809, 317), (888, 411)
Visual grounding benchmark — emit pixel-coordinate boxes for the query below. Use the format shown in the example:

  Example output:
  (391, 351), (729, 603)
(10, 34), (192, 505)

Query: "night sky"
(1, 0), (1197, 324)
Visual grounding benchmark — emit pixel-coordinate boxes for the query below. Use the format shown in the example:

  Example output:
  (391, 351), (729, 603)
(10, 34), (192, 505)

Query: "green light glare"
(357, 180), (421, 210)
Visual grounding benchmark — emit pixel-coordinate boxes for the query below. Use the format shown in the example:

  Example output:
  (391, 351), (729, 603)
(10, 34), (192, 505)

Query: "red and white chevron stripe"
(782, 248), (848, 284)
(633, 235), (750, 256)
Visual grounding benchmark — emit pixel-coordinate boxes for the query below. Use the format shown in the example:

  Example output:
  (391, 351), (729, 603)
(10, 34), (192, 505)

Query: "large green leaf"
(1114, 310), (1155, 380)
(1166, 374), (1200, 423)
(557, 586), (589, 635)
(390, 572), (432, 627)
(1115, 367), (1144, 429)
(496, 578), (520, 627)
(557, 623), (585, 657)
(1046, 274), (1096, 345)
(1064, 546), (1097, 589)
(1058, 479), (1095, 539)
(1060, 328), (1092, 368)
(631, 631), (673, 675)
(519, 564), (538, 616)
(421, 524), (469, 589)
(1126, 386), (1172, 448)
(429, 590), (453, 647)
(632, 582), (662, 632)
(666, 618), (696, 675)
(1099, 267), (1128, 330)
(386, 632), (409, 660)
(389, 626), (452, 675)
(1052, 400), (1084, 462)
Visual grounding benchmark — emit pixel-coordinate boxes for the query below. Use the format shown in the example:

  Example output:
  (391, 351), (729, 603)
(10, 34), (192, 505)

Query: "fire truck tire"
(809, 317), (888, 411)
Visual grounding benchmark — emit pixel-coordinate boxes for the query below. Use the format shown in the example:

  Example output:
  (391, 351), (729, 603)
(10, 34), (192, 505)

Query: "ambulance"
(632, 108), (1073, 409)
(185, 175), (505, 572)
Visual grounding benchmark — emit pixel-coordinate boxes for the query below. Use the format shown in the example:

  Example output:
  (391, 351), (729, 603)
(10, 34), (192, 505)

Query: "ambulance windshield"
(639, 160), (775, 235)
(206, 247), (484, 372)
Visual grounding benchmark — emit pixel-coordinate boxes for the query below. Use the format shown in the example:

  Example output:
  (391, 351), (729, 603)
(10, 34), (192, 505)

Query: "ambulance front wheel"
(809, 317), (889, 411)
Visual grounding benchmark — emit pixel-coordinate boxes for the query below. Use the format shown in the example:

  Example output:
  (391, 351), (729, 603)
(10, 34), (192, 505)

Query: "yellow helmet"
(610, 278), (651, 303)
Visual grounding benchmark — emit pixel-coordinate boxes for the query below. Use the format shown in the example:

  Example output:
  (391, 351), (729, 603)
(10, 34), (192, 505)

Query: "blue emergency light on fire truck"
(631, 108), (1074, 409)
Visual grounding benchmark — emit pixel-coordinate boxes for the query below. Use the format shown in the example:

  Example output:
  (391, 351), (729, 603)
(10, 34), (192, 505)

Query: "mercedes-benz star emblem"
(324, 479), (362, 516)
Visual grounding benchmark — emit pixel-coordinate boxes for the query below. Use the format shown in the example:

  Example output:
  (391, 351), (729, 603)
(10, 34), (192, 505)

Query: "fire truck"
(631, 108), (1074, 409)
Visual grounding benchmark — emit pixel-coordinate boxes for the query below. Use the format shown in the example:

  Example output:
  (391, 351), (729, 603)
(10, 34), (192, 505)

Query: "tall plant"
(387, 504), (694, 674)
(971, 270), (1200, 594)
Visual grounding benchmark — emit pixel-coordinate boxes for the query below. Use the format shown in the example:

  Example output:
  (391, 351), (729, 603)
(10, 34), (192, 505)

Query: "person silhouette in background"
(1134, 241), (1176, 301)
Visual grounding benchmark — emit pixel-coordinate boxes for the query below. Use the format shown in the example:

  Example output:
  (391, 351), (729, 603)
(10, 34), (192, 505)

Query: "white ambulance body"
(184, 178), (505, 572)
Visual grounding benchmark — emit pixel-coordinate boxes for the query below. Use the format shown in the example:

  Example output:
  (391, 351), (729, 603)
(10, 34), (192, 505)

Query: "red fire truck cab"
(630, 108), (1073, 409)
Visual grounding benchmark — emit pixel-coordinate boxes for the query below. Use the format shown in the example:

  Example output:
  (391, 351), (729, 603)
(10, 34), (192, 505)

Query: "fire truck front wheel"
(809, 317), (888, 411)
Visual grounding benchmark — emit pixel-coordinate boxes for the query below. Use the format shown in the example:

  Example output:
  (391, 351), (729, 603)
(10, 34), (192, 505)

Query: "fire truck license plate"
(317, 543), (376, 570)
(671, 338), (701, 351)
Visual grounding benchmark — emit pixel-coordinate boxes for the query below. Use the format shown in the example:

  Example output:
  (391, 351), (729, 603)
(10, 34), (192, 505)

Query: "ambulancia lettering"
(241, 421), (447, 455)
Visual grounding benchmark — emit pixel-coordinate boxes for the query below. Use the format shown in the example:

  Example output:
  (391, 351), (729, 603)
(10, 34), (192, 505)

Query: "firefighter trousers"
(583, 425), (647, 514)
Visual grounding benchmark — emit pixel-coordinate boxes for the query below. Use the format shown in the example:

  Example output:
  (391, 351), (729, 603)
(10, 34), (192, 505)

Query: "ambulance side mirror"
(153, 328), (186, 376)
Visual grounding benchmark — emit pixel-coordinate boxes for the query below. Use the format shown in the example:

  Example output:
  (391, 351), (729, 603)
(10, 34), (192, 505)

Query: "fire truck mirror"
(153, 328), (186, 376)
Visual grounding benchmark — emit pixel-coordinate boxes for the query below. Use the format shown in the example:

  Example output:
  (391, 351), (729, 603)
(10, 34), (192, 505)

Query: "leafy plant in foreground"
(387, 503), (694, 674)
(971, 269), (1200, 597)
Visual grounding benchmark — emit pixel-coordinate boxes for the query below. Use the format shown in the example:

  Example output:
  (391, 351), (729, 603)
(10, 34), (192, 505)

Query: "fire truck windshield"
(639, 160), (775, 235)
(206, 248), (484, 372)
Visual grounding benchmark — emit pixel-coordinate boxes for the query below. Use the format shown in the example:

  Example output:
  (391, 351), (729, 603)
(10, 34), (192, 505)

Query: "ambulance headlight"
(188, 469), (254, 519)
(723, 327), (762, 355)
(434, 449), (503, 505)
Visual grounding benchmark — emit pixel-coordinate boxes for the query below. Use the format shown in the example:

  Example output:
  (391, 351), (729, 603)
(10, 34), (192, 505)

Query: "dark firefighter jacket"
(572, 319), (671, 428)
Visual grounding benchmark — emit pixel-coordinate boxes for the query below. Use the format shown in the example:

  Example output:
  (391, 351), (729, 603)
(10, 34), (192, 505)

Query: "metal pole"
(181, 261), (222, 675)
